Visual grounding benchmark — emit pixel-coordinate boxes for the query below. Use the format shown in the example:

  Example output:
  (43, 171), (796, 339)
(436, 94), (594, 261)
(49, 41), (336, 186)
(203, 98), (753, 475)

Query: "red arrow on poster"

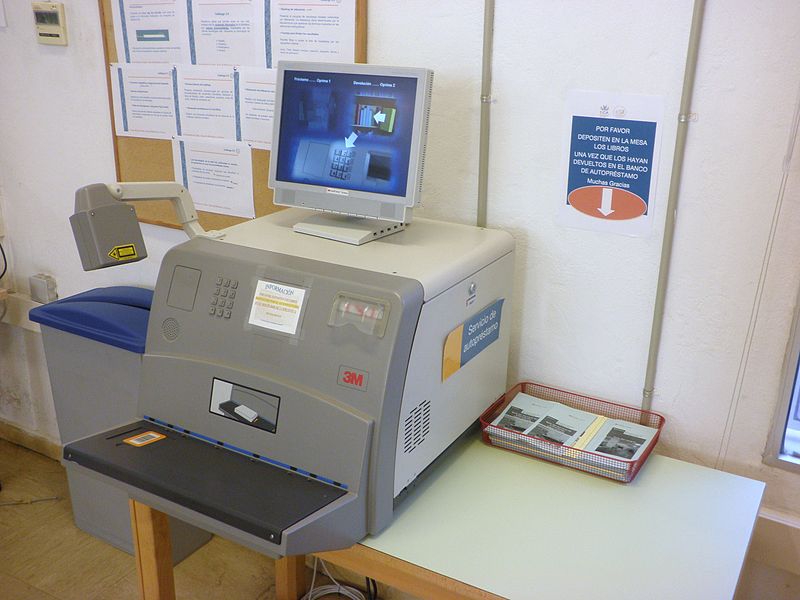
(568, 186), (647, 220)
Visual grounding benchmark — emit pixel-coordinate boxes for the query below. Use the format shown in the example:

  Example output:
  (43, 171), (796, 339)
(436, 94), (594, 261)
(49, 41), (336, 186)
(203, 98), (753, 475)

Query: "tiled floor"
(0, 438), (280, 599)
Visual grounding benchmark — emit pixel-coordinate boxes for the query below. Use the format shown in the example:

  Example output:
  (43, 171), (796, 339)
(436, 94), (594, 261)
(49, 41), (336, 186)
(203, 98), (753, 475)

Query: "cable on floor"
(301, 556), (372, 600)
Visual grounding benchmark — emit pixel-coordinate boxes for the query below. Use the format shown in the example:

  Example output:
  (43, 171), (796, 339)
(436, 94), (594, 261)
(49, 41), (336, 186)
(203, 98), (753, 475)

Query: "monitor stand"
(293, 213), (406, 245)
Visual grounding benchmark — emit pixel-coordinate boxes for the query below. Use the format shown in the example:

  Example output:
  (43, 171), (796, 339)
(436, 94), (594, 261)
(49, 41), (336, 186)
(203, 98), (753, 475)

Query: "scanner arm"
(104, 181), (221, 240)
(70, 181), (223, 271)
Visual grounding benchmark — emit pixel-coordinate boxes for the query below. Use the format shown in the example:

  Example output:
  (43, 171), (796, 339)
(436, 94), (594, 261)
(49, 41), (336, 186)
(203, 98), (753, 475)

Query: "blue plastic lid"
(29, 286), (153, 354)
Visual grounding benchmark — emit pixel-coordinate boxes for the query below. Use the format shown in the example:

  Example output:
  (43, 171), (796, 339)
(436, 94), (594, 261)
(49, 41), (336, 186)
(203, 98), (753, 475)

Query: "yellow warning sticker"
(108, 244), (138, 261)
(123, 431), (166, 447)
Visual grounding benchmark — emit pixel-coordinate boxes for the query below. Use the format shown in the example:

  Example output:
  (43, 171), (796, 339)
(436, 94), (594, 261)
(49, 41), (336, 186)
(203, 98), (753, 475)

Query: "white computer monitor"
(268, 61), (433, 244)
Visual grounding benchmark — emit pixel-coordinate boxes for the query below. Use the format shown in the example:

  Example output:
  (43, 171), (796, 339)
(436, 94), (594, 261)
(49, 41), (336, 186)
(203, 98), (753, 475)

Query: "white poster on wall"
(237, 67), (277, 150)
(174, 65), (237, 140)
(111, 0), (191, 64)
(110, 64), (177, 139)
(187, 0), (268, 67)
(271, 0), (356, 64)
(558, 90), (664, 237)
(172, 136), (254, 218)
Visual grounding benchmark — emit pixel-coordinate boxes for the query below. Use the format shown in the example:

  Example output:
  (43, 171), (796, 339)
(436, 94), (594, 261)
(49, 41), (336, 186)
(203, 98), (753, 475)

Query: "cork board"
(98, 0), (368, 231)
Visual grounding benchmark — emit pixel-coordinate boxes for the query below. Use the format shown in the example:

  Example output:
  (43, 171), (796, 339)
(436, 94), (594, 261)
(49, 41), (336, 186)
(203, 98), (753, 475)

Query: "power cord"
(366, 576), (378, 600)
(301, 557), (376, 600)
(0, 239), (6, 281)
(0, 240), (7, 322)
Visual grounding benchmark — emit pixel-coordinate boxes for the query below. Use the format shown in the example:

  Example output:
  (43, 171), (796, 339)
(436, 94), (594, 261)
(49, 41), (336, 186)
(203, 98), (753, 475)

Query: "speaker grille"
(402, 399), (431, 454)
(162, 318), (180, 341)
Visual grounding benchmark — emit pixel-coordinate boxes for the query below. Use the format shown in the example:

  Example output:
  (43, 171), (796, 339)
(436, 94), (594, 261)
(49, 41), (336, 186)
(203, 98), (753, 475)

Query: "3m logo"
(338, 366), (369, 391)
(343, 371), (364, 386)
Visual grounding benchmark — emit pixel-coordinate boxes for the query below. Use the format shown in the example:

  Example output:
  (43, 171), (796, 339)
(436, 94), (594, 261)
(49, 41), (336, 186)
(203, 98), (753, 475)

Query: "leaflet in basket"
(490, 392), (553, 432)
(580, 418), (658, 461)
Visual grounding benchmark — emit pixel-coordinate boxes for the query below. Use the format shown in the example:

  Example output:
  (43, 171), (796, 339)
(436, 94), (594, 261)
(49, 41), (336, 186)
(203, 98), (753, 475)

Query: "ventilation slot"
(402, 399), (431, 454)
(162, 317), (180, 341)
(416, 72), (434, 198)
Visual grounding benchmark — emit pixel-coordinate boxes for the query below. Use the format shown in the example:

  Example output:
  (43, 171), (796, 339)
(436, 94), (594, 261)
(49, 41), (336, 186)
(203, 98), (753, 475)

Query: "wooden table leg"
(129, 499), (176, 600)
(275, 555), (307, 600)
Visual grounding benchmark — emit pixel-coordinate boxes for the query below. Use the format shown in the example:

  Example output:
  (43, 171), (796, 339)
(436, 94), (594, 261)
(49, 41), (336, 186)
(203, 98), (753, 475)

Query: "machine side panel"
(393, 252), (515, 497)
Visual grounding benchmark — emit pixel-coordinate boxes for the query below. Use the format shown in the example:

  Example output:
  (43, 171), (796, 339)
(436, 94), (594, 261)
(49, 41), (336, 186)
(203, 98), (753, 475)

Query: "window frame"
(764, 282), (800, 474)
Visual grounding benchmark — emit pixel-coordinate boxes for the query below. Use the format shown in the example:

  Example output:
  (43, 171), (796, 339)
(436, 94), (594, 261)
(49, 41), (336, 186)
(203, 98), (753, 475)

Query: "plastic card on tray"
(479, 382), (666, 483)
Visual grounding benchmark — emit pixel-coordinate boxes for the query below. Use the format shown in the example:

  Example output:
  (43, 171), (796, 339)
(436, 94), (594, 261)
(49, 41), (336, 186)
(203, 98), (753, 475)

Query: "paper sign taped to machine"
(442, 299), (504, 381)
(248, 279), (306, 335)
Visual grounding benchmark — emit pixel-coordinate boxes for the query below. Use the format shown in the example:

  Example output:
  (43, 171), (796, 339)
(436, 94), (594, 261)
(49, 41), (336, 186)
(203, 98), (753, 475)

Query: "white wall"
(1, 0), (800, 533)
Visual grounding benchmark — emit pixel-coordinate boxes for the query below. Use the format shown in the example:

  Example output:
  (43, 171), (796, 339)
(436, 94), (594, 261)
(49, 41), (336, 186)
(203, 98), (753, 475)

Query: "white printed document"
(237, 67), (277, 149)
(111, 0), (190, 63)
(271, 0), (356, 64)
(188, 0), (268, 67)
(248, 280), (307, 335)
(172, 137), (254, 218)
(525, 404), (597, 447)
(490, 392), (554, 433)
(582, 419), (658, 461)
(110, 64), (177, 140)
(174, 65), (237, 140)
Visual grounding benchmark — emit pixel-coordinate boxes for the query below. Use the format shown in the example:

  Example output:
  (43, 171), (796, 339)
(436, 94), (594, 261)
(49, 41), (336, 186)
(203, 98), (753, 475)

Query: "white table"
(132, 435), (765, 600)
(320, 436), (764, 600)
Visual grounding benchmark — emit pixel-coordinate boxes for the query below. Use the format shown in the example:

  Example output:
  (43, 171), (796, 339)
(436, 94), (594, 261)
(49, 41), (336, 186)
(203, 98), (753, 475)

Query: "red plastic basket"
(479, 382), (666, 483)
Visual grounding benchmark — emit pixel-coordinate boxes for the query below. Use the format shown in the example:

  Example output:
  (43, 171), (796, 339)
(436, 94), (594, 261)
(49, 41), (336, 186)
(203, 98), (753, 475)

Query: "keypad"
(210, 276), (239, 318)
(329, 149), (354, 180)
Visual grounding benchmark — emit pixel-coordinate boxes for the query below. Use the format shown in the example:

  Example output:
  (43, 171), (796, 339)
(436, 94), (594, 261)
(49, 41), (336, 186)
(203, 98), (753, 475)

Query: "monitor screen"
(269, 62), (432, 223)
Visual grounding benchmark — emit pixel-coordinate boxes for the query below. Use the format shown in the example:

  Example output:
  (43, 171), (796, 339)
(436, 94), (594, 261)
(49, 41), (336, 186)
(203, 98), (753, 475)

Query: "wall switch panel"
(32, 2), (67, 46)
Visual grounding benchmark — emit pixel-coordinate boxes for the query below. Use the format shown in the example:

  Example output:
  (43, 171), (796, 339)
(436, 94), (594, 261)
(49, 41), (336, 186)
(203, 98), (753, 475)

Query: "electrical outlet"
(29, 273), (58, 303)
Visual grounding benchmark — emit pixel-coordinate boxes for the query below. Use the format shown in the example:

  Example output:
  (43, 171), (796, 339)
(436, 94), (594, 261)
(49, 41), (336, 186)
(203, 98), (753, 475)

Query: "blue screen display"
(275, 70), (418, 198)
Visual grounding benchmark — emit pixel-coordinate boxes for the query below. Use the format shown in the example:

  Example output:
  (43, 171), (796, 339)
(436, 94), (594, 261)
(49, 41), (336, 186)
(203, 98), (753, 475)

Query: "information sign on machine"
(442, 299), (504, 381)
(559, 90), (663, 236)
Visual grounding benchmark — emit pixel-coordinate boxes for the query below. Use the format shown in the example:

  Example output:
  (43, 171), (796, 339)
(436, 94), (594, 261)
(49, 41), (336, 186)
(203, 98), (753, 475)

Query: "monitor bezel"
(268, 61), (432, 222)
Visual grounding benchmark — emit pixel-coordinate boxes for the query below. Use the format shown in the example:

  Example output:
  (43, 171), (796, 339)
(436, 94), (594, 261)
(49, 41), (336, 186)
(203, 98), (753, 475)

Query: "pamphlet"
(525, 404), (597, 447)
(582, 419), (658, 461)
(490, 392), (553, 433)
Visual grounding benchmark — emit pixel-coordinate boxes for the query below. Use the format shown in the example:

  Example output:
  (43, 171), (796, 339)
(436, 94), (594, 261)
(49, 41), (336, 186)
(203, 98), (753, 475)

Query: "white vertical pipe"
(477, 0), (495, 228)
(642, 0), (706, 411)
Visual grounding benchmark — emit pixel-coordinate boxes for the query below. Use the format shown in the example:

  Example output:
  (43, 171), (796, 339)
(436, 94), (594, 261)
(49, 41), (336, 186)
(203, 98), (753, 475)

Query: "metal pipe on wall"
(476, 0), (495, 228)
(642, 0), (707, 411)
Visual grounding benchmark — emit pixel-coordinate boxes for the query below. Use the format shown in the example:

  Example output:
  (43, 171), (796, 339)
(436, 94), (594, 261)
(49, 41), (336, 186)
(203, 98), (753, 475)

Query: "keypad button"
(223, 310), (232, 319)
(216, 308), (224, 317)
(209, 306), (216, 315)
(224, 279), (231, 287)
(231, 280), (238, 289)
(222, 289), (229, 297)
(214, 287), (220, 296)
(216, 276), (223, 285)
(226, 300), (234, 308)
(211, 297), (218, 306)
(229, 290), (236, 299)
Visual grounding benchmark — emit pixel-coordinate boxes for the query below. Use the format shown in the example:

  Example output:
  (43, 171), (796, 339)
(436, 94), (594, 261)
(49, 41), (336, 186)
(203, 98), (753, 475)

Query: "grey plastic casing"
(69, 184), (147, 270)
(136, 236), (423, 555)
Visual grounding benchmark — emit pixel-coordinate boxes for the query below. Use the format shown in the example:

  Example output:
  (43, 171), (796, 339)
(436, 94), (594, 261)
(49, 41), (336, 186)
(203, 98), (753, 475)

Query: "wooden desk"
(130, 436), (765, 600)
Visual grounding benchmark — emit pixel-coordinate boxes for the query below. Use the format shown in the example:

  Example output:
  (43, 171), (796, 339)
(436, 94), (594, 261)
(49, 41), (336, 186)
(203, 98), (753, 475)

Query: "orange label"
(123, 431), (166, 447)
